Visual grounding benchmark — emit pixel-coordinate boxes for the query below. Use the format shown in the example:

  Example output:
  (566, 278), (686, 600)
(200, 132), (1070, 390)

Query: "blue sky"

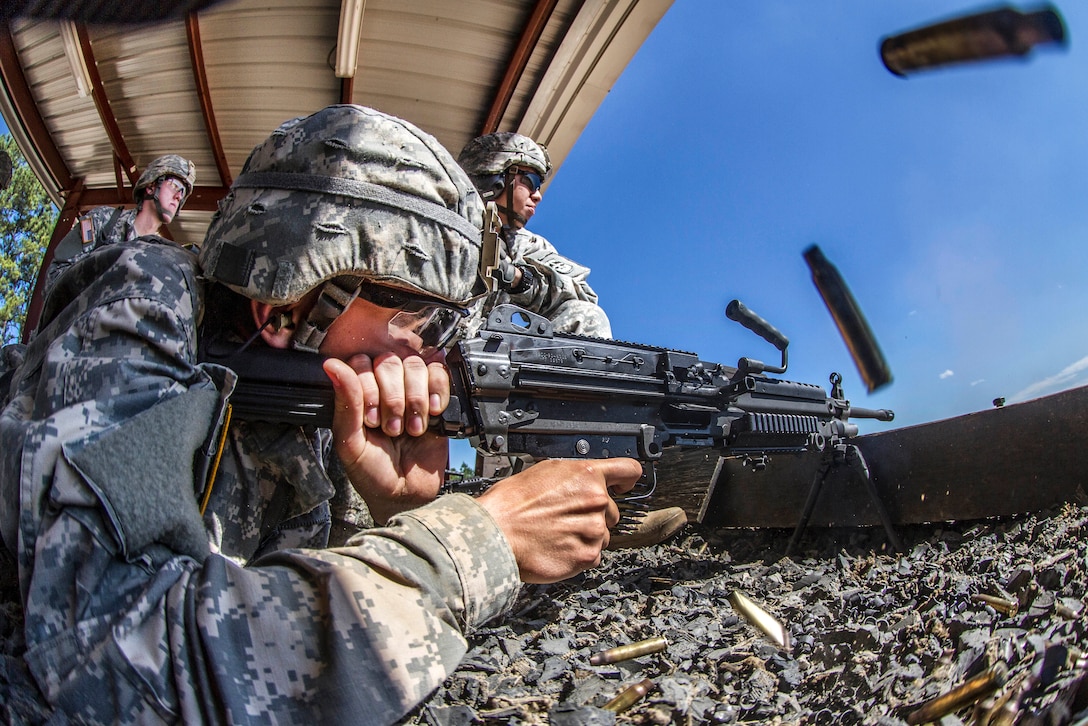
(526, 0), (1088, 440)
(4, 2), (1086, 468)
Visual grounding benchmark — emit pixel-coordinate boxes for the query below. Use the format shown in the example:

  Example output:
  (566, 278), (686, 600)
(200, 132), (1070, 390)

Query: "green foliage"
(0, 134), (57, 343)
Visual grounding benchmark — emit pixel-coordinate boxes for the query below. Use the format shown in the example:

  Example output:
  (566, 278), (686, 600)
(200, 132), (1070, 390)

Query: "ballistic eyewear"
(511, 168), (543, 194)
(346, 279), (468, 356)
(161, 177), (188, 199)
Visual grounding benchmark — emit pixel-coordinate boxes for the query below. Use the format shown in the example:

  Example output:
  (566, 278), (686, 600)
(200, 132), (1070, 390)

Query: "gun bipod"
(785, 442), (903, 555)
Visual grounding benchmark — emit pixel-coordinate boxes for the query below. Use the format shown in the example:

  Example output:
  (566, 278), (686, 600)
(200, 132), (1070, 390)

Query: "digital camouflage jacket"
(0, 236), (521, 724)
(471, 227), (612, 338)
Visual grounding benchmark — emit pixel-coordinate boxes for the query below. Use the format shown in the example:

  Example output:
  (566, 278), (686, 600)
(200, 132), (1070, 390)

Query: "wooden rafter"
(75, 23), (138, 185)
(22, 178), (85, 342)
(480, 0), (559, 135)
(0, 20), (73, 192)
(186, 13), (232, 187)
(77, 185), (229, 211)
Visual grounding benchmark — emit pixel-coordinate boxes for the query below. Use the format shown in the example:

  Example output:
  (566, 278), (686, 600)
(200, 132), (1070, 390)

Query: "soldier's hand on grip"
(477, 458), (642, 584)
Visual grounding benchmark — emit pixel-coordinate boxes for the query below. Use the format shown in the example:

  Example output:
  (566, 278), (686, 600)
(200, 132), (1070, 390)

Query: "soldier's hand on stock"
(477, 458), (642, 584)
(323, 354), (450, 524)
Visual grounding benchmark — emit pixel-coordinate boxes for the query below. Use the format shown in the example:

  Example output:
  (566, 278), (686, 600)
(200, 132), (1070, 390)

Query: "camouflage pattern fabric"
(456, 131), (551, 176)
(200, 104), (485, 309)
(42, 205), (138, 292)
(135, 154), (196, 201)
(0, 237), (521, 723)
(468, 227), (612, 338)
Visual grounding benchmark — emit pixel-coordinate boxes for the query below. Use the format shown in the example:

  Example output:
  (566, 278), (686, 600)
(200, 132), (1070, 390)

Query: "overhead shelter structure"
(0, 0), (672, 338)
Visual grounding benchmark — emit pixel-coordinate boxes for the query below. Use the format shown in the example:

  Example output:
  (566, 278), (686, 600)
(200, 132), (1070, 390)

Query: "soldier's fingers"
(340, 353), (381, 429)
(400, 356), (432, 436)
(604, 496), (622, 530)
(323, 357), (367, 432)
(426, 361), (450, 417)
(597, 457), (643, 496)
(371, 353), (407, 437)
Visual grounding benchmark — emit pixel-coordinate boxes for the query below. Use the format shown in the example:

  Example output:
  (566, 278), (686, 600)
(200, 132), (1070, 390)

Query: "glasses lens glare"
(352, 282), (464, 355)
(388, 306), (462, 355)
(519, 171), (543, 192)
(163, 178), (186, 197)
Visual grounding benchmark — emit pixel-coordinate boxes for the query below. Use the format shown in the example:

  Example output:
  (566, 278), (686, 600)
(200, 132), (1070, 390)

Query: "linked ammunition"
(728, 590), (791, 650)
(603, 678), (655, 713)
(905, 661), (1008, 724)
(971, 593), (1019, 617)
(590, 636), (668, 665)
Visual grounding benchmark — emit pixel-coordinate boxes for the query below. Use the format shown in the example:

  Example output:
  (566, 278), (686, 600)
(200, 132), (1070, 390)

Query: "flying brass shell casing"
(971, 593), (1019, 617)
(589, 636), (668, 665)
(603, 678), (655, 713)
(728, 590), (791, 650)
(905, 661), (1008, 724)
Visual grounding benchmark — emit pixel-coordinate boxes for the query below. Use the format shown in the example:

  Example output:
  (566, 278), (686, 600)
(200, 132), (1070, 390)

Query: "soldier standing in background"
(43, 154), (196, 290)
(457, 132), (688, 549)
(457, 132), (612, 337)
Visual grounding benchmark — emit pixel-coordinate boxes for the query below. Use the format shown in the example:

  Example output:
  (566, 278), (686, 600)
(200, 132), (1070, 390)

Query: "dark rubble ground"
(1, 503), (1086, 725)
(403, 501), (1088, 726)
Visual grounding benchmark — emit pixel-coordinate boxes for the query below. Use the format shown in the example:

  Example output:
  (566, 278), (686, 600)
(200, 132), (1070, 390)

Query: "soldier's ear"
(250, 300), (303, 349)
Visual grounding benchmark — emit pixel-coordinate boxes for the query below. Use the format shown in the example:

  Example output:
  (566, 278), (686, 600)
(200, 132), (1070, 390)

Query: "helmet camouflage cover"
(135, 154), (197, 202)
(199, 104), (485, 309)
(457, 132), (551, 180)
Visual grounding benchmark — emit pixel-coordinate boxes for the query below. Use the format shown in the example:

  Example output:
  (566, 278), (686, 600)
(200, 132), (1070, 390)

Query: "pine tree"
(0, 134), (57, 343)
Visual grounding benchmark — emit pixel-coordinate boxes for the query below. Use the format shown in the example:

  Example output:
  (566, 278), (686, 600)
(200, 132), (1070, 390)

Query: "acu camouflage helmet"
(457, 132), (551, 200)
(199, 104), (485, 349)
(135, 154), (196, 203)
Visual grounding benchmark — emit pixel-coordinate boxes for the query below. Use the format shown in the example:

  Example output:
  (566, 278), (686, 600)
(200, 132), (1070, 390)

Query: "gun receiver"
(437, 305), (891, 469)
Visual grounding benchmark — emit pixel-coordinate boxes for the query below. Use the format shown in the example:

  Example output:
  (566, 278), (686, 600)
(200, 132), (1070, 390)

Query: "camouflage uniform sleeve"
(503, 229), (613, 338)
(204, 493), (521, 723)
(506, 228), (599, 313)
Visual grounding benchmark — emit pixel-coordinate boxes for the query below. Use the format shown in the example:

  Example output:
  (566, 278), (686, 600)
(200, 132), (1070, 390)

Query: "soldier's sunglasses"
(350, 280), (468, 356)
(511, 168), (543, 193)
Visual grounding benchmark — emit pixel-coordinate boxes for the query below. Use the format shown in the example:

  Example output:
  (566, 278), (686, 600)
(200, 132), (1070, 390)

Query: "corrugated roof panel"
(170, 210), (216, 249)
(199, 0), (341, 173)
(87, 26), (215, 183)
(10, 21), (104, 184)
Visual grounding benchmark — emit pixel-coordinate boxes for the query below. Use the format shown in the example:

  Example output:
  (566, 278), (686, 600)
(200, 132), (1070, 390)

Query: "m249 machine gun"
(209, 301), (897, 552)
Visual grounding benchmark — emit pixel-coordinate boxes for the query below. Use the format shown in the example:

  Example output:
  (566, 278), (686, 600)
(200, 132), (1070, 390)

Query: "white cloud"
(970, 379), (985, 386)
(939, 369), (954, 380)
(1010, 354), (1088, 403)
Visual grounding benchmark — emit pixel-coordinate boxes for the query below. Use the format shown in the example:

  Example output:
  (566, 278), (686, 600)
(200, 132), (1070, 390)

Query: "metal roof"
(0, 0), (671, 332)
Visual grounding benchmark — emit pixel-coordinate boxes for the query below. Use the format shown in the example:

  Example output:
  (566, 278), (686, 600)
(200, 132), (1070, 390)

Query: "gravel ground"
(403, 502), (1088, 725)
(2, 502), (1086, 724)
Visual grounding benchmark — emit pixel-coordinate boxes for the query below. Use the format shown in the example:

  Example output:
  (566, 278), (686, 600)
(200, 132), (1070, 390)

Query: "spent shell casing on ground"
(971, 593), (1019, 617)
(603, 678), (655, 713)
(905, 661), (1008, 724)
(728, 590), (791, 650)
(589, 636), (668, 665)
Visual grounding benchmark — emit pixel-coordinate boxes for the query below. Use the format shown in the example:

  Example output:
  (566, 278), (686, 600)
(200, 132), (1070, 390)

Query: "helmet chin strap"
(495, 169), (527, 229)
(149, 180), (174, 225)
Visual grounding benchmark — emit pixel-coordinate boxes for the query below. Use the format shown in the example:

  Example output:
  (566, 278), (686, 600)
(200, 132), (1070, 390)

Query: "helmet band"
(233, 171), (481, 244)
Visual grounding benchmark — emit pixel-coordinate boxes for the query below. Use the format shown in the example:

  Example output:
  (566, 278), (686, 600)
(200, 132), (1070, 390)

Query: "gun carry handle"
(726, 300), (788, 374)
